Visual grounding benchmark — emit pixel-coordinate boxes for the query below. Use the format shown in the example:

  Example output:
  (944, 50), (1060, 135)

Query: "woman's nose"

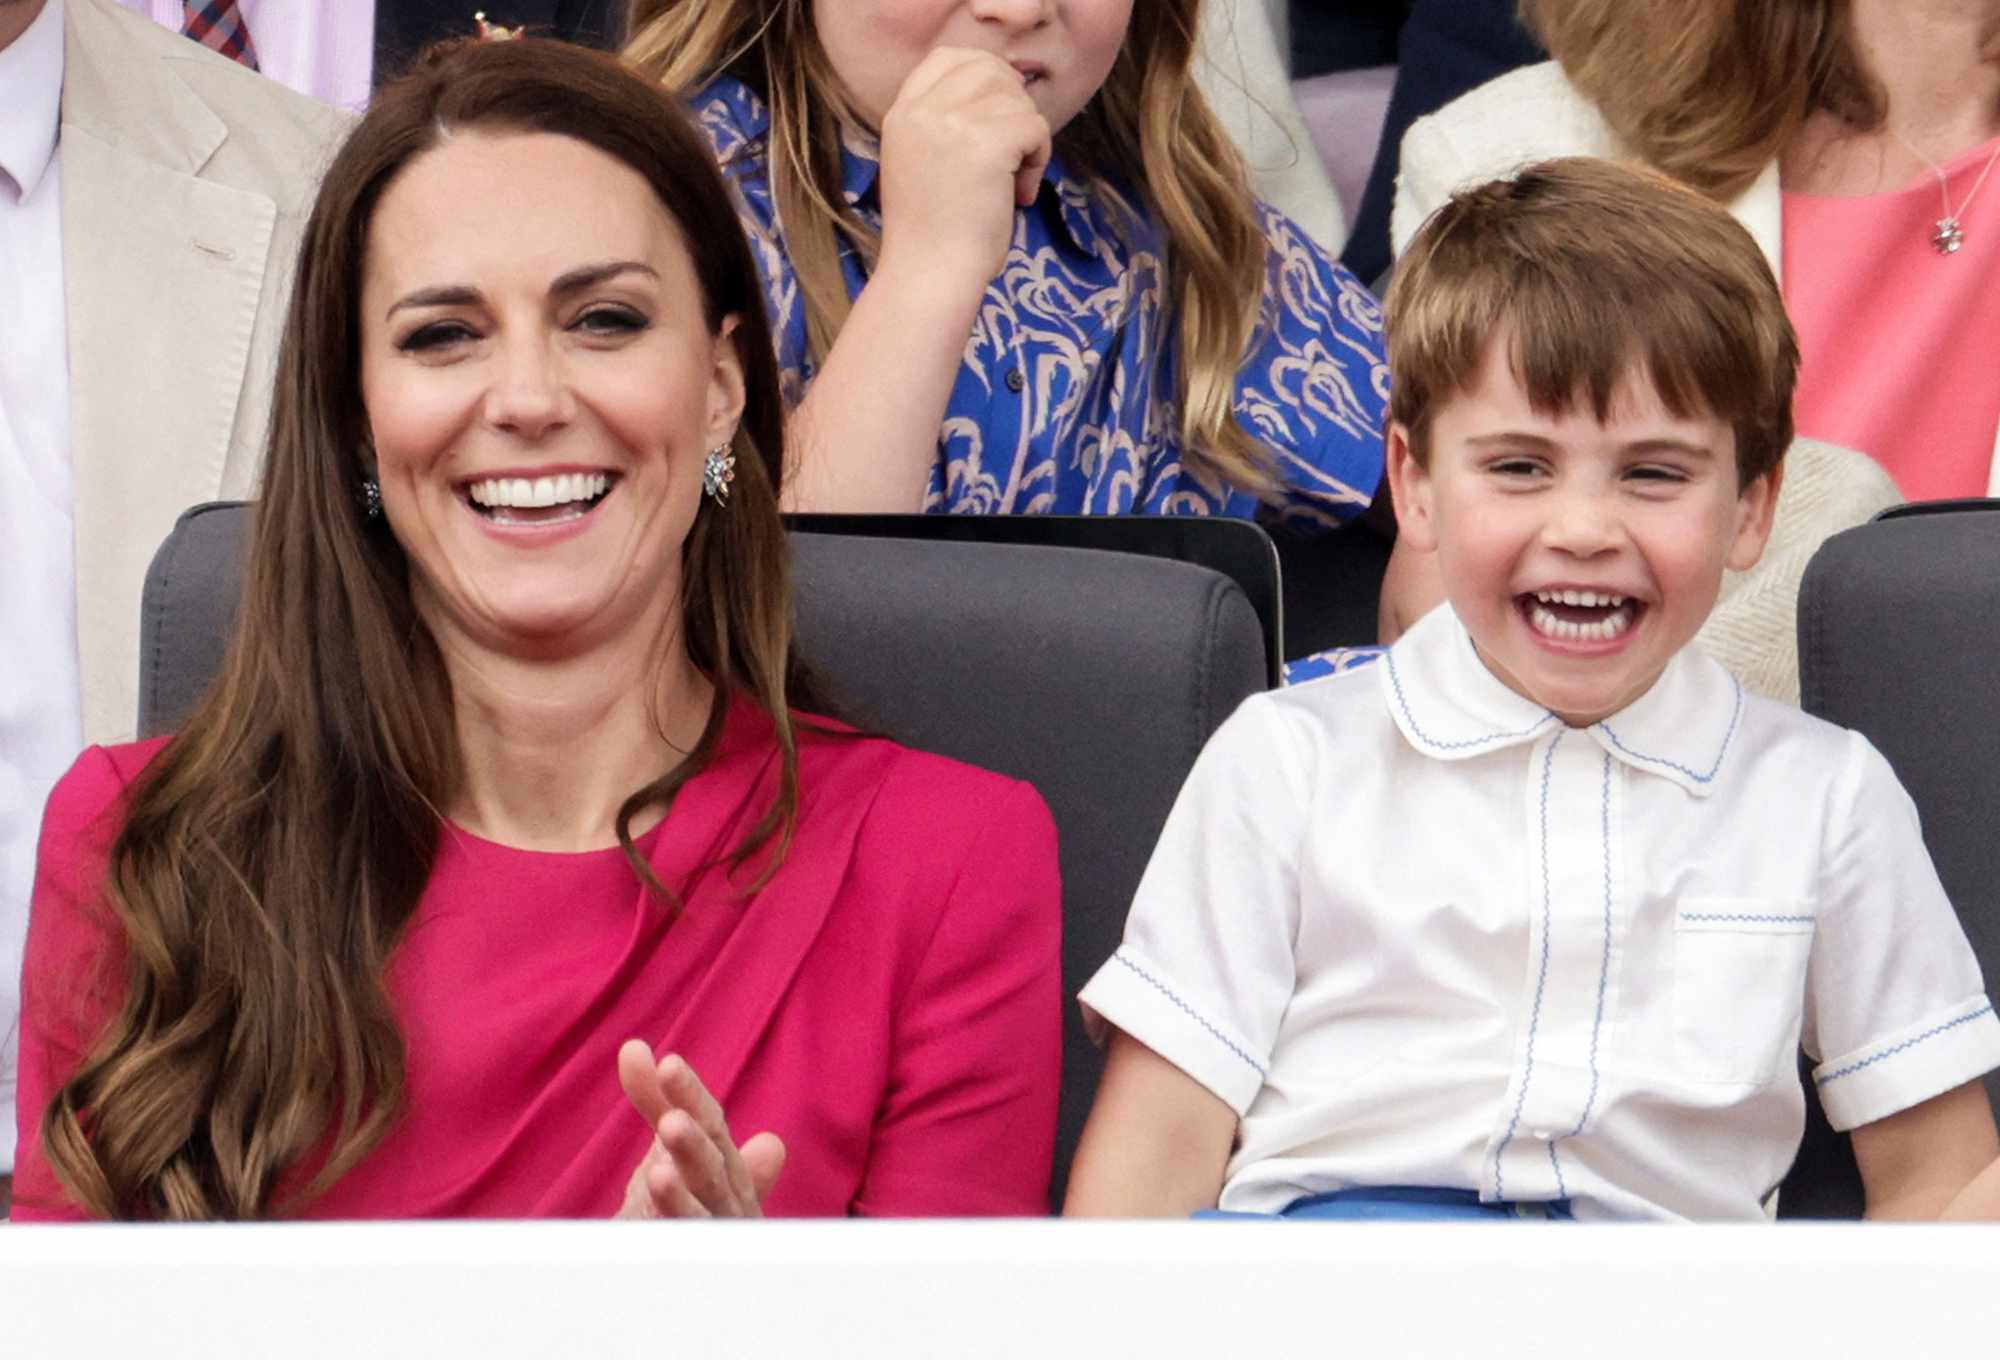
(482, 339), (573, 440)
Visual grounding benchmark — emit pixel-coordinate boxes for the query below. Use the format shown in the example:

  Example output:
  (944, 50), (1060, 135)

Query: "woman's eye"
(398, 321), (477, 353)
(573, 306), (648, 337)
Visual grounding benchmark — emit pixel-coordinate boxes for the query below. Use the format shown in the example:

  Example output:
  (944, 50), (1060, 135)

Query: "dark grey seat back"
(141, 503), (1269, 1211)
(1781, 501), (2000, 1217)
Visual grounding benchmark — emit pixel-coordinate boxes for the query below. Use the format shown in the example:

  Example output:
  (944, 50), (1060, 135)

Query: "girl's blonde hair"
(1521, 0), (2000, 201)
(627, 0), (1281, 498)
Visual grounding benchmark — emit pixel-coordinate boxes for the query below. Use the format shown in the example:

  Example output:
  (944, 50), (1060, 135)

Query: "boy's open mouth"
(1518, 588), (1642, 643)
(462, 471), (618, 527)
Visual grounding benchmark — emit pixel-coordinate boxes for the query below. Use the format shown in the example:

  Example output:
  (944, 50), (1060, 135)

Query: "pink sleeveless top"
(1782, 136), (2000, 501)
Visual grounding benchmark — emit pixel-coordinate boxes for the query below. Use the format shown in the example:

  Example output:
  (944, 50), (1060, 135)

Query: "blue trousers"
(1198, 1186), (1575, 1221)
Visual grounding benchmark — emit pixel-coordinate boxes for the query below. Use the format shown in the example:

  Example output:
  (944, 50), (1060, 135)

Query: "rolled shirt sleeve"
(1079, 695), (1310, 1114)
(1805, 734), (2000, 1131)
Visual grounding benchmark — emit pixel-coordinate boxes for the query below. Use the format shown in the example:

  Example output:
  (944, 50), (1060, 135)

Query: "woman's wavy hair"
(625, 0), (1282, 498)
(1521, 0), (2000, 201)
(40, 37), (817, 1220)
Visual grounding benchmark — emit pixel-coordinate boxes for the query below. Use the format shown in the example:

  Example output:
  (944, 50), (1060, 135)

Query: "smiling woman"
(9, 37), (1061, 1223)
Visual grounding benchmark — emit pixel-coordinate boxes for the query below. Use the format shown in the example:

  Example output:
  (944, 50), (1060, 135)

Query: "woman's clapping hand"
(616, 1039), (787, 1218)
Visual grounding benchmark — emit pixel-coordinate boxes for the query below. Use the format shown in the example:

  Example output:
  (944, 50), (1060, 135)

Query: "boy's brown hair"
(1385, 156), (1797, 488)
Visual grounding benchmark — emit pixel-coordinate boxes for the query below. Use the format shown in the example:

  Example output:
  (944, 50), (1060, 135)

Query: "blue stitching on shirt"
(1385, 648), (1555, 753)
(1496, 732), (1562, 1199)
(1571, 753), (1616, 1141)
(1596, 677), (1743, 783)
(1547, 1139), (1568, 1199)
(1815, 1003), (1996, 1086)
(1112, 952), (1269, 1078)
(1677, 912), (1814, 925)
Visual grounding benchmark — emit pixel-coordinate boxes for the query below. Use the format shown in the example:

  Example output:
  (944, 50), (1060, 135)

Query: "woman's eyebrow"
(548, 260), (660, 296)
(383, 262), (659, 320)
(385, 284), (482, 319)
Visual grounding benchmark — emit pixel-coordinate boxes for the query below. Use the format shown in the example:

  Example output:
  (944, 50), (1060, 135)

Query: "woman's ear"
(706, 313), (747, 447)
(1385, 421), (1439, 553)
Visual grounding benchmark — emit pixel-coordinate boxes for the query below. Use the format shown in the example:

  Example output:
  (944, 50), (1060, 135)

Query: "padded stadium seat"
(1780, 500), (2000, 1217)
(140, 502), (1271, 1211)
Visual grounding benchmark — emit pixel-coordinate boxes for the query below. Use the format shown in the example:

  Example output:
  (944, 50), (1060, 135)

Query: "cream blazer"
(60, 0), (350, 743)
(1196, 0), (1347, 251)
(1385, 61), (1911, 704)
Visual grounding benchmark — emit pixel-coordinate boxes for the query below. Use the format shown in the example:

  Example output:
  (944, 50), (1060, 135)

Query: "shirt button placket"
(1490, 729), (1609, 1203)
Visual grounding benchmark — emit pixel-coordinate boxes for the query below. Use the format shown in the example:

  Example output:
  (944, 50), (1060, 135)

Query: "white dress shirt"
(1081, 604), (2000, 1221)
(0, 0), (82, 1177)
(118, 0), (374, 111)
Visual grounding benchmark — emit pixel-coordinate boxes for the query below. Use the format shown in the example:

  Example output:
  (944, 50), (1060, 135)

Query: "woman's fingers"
(617, 1037), (672, 1130)
(615, 1042), (784, 1217)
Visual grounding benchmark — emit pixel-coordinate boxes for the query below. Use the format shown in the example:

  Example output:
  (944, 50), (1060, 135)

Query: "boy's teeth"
(1528, 600), (1634, 642)
(467, 472), (610, 508)
(1533, 588), (1627, 608)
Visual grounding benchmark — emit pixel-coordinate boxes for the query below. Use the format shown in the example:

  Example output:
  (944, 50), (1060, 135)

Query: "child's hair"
(1384, 156), (1797, 489)
(625, 0), (1282, 497)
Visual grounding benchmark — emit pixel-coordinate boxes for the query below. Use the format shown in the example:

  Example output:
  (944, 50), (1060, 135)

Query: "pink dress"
(1783, 136), (2000, 501)
(11, 701), (1062, 1221)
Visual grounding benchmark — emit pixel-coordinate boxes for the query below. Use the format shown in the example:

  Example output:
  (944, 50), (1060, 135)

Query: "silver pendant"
(1933, 217), (1966, 254)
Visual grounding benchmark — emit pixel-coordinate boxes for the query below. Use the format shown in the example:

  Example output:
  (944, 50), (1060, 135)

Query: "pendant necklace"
(1888, 128), (2000, 255)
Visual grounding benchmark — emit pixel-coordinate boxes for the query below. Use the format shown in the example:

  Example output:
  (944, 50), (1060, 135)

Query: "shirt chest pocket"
(1672, 898), (1816, 1085)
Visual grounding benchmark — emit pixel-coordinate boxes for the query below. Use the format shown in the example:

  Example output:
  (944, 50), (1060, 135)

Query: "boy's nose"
(1542, 488), (1623, 556)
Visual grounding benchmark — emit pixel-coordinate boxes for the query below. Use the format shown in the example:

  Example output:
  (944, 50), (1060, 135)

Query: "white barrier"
(4, 1219), (1999, 1357)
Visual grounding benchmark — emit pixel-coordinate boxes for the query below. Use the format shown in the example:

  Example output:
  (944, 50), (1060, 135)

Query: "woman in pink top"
(10, 37), (1060, 1222)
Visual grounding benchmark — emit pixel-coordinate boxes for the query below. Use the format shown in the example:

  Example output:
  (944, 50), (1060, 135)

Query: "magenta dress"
(11, 700), (1062, 1220)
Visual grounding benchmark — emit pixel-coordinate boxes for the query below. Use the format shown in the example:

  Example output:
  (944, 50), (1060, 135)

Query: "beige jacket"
(1387, 61), (1907, 704)
(61, 0), (350, 742)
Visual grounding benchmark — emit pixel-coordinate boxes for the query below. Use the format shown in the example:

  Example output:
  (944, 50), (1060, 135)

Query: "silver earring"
(702, 445), (736, 505)
(359, 479), (382, 520)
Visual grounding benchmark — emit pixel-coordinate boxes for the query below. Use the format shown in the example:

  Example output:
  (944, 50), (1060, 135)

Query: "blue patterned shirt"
(693, 76), (1391, 531)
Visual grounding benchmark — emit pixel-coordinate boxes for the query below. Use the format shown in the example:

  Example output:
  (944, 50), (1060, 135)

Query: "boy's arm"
(1064, 1031), (1238, 1217)
(1851, 1080), (2000, 1219)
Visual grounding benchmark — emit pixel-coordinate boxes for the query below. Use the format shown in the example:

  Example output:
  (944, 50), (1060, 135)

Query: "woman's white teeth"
(1529, 600), (1634, 642)
(467, 472), (610, 509)
(1533, 588), (1626, 608)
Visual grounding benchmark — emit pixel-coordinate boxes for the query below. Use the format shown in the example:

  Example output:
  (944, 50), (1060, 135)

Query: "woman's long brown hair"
(1521, 0), (2000, 201)
(39, 38), (816, 1220)
(625, 0), (1282, 498)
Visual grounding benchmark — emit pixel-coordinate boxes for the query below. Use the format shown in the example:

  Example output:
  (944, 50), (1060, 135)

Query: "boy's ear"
(1725, 459), (1786, 573)
(1385, 421), (1440, 553)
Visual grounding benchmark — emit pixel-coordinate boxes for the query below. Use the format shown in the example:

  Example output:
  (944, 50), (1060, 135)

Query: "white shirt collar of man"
(1378, 602), (1744, 799)
(0, 0), (65, 202)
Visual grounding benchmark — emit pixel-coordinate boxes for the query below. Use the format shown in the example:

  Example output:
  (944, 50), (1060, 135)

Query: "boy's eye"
(398, 320), (479, 352)
(1626, 464), (1689, 483)
(1487, 458), (1546, 478)
(572, 305), (648, 337)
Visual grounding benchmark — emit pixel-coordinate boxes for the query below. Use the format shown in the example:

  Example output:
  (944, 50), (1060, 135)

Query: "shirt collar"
(835, 119), (1109, 258)
(0, 0), (66, 203)
(1380, 603), (1745, 797)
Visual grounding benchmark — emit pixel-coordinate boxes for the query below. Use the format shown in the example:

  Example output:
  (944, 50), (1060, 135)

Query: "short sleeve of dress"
(11, 746), (142, 1223)
(687, 76), (815, 406)
(1236, 204), (1391, 534)
(1804, 734), (2000, 1132)
(1078, 694), (1312, 1115)
(851, 778), (1062, 1217)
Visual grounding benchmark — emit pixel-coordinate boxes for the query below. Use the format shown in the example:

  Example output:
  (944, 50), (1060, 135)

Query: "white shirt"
(1081, 605), (2000, 1221)
(0, 0), (81, 1177)
(118, 0), (374, 112)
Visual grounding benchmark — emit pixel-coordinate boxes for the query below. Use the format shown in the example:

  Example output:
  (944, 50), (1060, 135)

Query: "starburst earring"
(702, 445), (736, 505)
